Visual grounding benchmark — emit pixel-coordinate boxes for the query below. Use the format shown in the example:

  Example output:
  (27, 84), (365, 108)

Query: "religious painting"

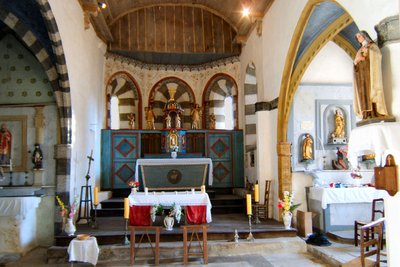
(0, 116), (27, 172)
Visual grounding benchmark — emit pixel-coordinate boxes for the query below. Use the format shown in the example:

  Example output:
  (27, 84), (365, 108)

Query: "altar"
(306, 187), (389, 232)
(134, 158), (213, 190)
(129, 191), (212, 223)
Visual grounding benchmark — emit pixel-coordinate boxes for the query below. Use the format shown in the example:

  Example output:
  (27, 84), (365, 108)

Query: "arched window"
(110, 96), (120, 129)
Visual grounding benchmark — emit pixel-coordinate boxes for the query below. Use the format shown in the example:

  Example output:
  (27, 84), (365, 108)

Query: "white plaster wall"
(382, 43), (400, 121)
(49, 1), (106, 195)
(301, 41), (353, 83)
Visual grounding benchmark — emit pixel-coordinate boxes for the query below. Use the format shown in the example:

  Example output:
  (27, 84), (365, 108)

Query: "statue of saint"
(209, 113), (216, 130)
(191, 104), (202, 129)
(175, 114), (181, 129)
(353, 31), (389, 120)
(165, 114), (172, 129)
(331, 109), (345, 139)
(145, 106), (155, 130)
(0, 124), (12, 165)
(32, 144), (43, 169)
(128, 113), (135, 129)
(302, 134), (313, 161)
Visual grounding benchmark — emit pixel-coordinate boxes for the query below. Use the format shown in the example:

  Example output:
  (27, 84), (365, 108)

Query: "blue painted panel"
(113, 161), (136, 189)
(101, 130), (112, 189)
(113, 133), (138, 160)
(208, 134), (232, 160)
(212, 161), (232, 187)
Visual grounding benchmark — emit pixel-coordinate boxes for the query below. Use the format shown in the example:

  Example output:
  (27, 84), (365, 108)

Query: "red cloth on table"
(185, 205), (206, 224)
(129, 205), (151, 226)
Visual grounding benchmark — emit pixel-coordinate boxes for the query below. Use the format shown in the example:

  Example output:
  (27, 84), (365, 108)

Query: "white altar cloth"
(68, 237), (100, 265)
(348, 122), (400, 167)
(129, 191), (212, 223)
(0, 196), (41, 219)
(309, 187), (389, 209)
(135, 158), (213, 185)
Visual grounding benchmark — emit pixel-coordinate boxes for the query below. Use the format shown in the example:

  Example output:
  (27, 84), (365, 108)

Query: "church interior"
(0, 0), (400, 266)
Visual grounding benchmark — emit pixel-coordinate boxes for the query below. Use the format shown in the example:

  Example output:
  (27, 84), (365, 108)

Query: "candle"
(93, 187), (99, 205)
(246, 194), (252, 215)
(145, 187), (149, 195)
(124, 198), (129, 219)
(201, 185), (206, 193)
(254, 183), (259, 203)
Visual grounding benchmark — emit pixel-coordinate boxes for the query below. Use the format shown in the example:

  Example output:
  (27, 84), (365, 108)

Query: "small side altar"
(306, 186), (389, 232)
(135, 158), (213, 189)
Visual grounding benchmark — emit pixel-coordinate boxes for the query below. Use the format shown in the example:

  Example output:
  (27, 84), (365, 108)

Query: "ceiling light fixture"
(242, 7), (250, 17)
(98, 1), (107, 9)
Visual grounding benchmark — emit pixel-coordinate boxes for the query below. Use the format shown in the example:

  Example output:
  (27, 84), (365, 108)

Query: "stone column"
(376, 15), (400, 121)
(277, 142), (292, 197)
(54, 144), (71, 234)
(375, 15), (400, 265)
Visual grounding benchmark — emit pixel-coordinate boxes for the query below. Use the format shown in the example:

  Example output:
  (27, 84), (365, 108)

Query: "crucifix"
(77, 150), (95, 224)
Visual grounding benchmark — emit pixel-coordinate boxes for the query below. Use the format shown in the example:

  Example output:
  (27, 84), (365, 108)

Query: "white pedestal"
(32, 169), (45, 186)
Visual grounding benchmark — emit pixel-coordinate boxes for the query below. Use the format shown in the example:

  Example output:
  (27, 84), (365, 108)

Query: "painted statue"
(191, 104), (202, 129)
(209, 113), (216, 130)
(0, 124), (12, 165)
(145, 106), (155, 130)
(302, 134), (313, 161)
(331, 109), (345, 139)
(128, 113), (135, 129)
(353, 31), (389, 120)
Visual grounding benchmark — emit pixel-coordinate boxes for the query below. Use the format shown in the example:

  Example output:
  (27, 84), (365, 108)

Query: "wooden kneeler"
(182, 225), (208, 265)
(129, 225), (161, 265)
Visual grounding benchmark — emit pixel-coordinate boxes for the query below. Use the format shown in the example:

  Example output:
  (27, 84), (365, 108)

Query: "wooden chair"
(182, 224), (208, 265)
(354, 198), (385, 250)
(253, 180), (272, 220)
(344, 218), (385, 267)
(129, 206), (161, 265)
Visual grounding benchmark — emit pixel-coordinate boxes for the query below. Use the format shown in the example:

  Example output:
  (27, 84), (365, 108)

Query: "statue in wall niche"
(209, 113), (216, 130)
(0, 124), (12, 165)
(301, 133), (314, 161)
(353, 31), (394, 124)
(128, 113), (135, 129)
(165, 113), (172, 129)
(191, 104), (202, 129)
(175, 114), (181, 129)
(331, 109), (345, 140)
(145, 106), (155, 130)
(32, 144), (43, 169)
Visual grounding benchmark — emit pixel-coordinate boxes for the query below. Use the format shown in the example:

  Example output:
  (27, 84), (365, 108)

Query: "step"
(48, 237), (306, 264)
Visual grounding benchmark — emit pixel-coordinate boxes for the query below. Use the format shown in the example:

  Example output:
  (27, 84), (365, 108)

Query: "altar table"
(307, 187), (389, 232)
(128, 191), (212, 223)
(134, 158), (213, 186)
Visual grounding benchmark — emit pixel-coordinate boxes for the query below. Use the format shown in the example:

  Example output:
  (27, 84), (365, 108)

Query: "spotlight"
(98, 2), (107, 9)
(242, 7), (250, 17)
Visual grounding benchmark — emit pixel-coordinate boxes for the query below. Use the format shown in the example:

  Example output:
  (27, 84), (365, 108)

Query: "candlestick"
(246, 215), (254, 241)
(254, 183), (259, 203)
(94, 187), (99, 206)
(124, 218), (130, 245)
(91, 204), (98, 229)
(124, 198), (129, 219)
(246, 194), (252, 215)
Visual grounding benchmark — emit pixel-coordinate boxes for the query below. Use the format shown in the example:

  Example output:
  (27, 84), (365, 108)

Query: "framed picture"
(0, 116), (27, 172)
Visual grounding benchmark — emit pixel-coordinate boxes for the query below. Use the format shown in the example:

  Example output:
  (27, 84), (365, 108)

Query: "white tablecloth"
(135, 158), (213, 185)
(348, 122), (400, 167)
(68, 237), (100, 265)
(128, 191), (212, 223)
(0, 196), (41, 219)
(309, 187), (389, 209)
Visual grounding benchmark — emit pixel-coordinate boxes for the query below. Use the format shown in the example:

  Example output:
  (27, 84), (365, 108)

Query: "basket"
(76, 234), (91, 240)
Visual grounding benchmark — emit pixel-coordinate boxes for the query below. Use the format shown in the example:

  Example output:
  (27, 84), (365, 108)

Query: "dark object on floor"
(306, 233), (332, 246)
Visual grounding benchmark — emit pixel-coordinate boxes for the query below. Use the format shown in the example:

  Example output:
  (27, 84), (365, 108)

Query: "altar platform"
(54, 214), (297, 246)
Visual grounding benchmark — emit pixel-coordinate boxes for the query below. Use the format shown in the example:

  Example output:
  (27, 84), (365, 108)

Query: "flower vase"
(164, 216), (174, 231)
(64, 218), (76, 236)
(282, 212), (292, 229)
(131, 187), (137, 194)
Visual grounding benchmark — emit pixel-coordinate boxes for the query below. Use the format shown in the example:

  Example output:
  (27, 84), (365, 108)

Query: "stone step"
(48, 237), (307, 264)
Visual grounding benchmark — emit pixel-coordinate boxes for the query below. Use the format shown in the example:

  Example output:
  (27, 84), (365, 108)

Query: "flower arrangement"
(278, 191), (301, 214)
(150, 204), (164, 222)
(56, 195), (79, 220)
(127, 180), (139, 188)
(169, 203), (182, 223)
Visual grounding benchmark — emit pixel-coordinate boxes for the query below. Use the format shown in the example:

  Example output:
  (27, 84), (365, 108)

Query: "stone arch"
(106, 72), (142, 129)
(277, 0), (356, 196)
(202, 73), (238, 129)
(148, 77), (195, 129)
(244, 62), (257, 152)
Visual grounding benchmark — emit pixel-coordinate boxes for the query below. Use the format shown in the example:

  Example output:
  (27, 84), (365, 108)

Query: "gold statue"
(209, 113), (216, 130)
(331, 109), (345, 139)
(128, 113), (135, 129)
(145, 106), (155, 130)
(302, 134), (313, 161)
